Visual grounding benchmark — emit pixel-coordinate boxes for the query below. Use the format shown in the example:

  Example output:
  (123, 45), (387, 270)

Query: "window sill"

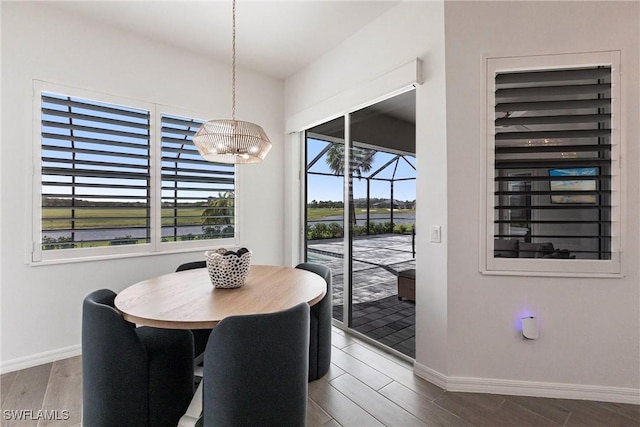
(30, 239), (239, 266)
(481, 269), (624, 279)
(483, 257), (623, 278)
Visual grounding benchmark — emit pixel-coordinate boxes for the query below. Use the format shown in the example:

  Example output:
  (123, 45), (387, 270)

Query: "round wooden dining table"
(114, 264), (327, 330)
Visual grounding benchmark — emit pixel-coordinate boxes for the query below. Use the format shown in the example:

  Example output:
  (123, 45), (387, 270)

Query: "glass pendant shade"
(193, 119), (272, 164)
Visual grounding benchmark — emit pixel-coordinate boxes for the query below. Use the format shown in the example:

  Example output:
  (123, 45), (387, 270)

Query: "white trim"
(298, 132), (307, 265)
(0, 345), (81, 374)
(283, 131), (304, 267)
(412, 361), (448, 390)
(480, 51), (624, 277)
(26, 243), (234, 267)
(286, 58), (422, 133)
(413, 362), (640, 405)
(31, 83), (43, 263)
(150, 104), (163, 252)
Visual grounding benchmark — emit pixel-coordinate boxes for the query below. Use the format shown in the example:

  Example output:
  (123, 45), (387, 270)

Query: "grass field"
(42, 207), (208, 230)
(306, 207), (415, 221)
(42, 206), (416, 230)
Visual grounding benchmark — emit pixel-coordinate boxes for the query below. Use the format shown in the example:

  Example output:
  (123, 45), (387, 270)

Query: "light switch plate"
(430, 225), (441, 243)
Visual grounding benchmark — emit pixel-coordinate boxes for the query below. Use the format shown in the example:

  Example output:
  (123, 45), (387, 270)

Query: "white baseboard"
(0, 345), (81, 374)
(413, 362), (640, 405)
(412, 361), (449, 390)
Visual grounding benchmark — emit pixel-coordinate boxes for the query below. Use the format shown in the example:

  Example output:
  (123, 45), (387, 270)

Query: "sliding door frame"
(301, 86), (417, 338)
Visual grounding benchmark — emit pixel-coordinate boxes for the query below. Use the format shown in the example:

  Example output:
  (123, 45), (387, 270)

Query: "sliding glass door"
(304, 90), (416, 359)
(305, 117), (347, 323)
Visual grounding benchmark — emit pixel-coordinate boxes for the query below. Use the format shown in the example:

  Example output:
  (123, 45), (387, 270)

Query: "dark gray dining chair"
(82, 289), (194, 427)
(296, 262), (332, 381)
(176, 260), (206, 272)
(203, 303), (310, 427)
(175, 261), (211, 358)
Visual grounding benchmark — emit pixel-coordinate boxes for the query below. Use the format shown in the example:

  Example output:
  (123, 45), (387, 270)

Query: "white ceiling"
(45, 0), (401, 80)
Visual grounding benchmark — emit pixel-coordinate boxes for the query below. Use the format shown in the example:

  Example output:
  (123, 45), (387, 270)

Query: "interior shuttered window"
(485, 52), (622, 275)
(160, 114), (236, 242)
(41, 92), (151, 250)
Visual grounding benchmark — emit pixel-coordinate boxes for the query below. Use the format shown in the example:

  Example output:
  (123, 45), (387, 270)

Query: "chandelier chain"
(231, 0), (236, 121)
(191, 0), (271, 164)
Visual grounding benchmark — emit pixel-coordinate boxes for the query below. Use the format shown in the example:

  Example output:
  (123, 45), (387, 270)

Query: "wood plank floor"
(1, 328), (638, 426)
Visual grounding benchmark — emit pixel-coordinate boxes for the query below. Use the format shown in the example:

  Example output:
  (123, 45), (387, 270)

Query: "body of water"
(43, 213), (415, 243)
(309, 213), (415, 226)
(43, 225), (206, 242)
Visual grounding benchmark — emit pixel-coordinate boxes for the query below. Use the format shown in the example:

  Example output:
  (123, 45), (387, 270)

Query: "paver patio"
(308, 233), (416, 358)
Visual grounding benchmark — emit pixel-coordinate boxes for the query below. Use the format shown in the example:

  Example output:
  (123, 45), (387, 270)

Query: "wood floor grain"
(1, 329), (639, 427)
(38, 356), (82, 427)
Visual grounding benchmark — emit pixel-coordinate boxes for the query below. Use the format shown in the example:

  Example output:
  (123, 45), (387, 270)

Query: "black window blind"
(493, 66), (613, 259)
(41, 93), (151, 249)
(40, 93), (237, 252)
(160, 114), (235, 242)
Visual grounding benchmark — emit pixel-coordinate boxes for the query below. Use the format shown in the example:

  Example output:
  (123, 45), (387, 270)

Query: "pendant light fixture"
(193, 0), (272, 164)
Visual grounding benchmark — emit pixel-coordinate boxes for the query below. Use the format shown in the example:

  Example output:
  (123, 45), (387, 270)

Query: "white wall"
(285, 0), (451, 376)
(444, 0), (639, 396)
(0, 2), (285, 370)
(286, 0), (640, 402)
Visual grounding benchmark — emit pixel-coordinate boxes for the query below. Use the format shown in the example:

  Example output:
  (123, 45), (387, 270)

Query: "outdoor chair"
(82, 289), (194, 427)
(295, 262), (332, 381)
(203, 303), (310, 427)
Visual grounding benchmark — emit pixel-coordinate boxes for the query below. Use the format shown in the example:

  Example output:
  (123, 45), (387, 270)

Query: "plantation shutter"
(160, 114), (236, 242)
(493, 65), (615, 260)
(41, 93), (151, 249)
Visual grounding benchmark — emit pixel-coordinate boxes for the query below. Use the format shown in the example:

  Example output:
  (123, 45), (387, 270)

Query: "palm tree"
(202, 192), (234, 226)
(325, 143), (375, 226)
(325, 143), (375, 178)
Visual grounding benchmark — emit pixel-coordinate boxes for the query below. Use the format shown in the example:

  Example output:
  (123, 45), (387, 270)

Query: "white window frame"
(480, 51), (623, 277)
(31, 81), (240, 264)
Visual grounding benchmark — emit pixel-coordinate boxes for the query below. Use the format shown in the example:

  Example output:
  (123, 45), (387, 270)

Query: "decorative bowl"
(204, 249), (252, 289)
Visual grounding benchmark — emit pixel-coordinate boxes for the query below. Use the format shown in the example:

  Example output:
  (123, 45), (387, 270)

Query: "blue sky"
(41, 93), (233, 203)
(306, 138), (416, 202)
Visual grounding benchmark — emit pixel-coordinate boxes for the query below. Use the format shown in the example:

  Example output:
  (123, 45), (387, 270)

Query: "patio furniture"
(295, 262), (332, 381)
(203, 303), (310, 427)
(397, 268), (415, 302)
(82, 289), (194, 427)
